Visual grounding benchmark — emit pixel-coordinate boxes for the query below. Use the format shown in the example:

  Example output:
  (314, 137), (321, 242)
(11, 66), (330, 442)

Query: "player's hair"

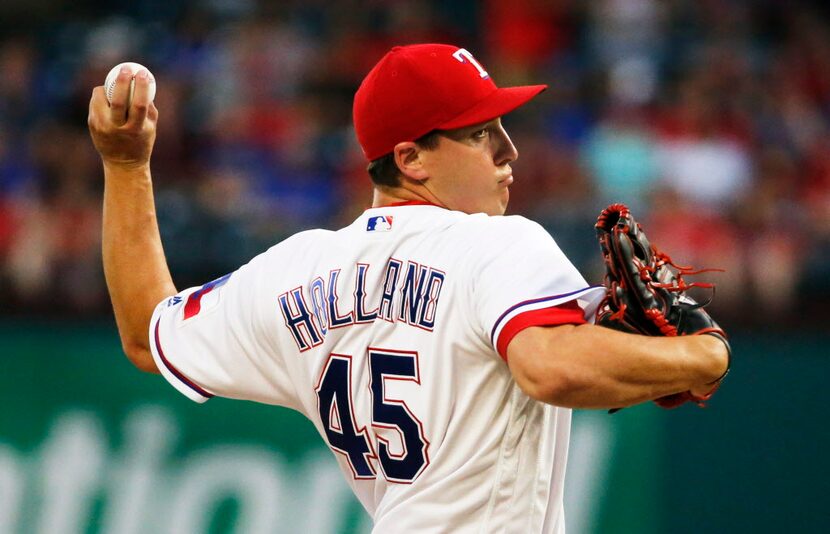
(367, 130), (442, 187)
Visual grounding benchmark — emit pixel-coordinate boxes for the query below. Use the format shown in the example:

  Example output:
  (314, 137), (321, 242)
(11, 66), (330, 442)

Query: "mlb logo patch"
(367, 215), (394, 232)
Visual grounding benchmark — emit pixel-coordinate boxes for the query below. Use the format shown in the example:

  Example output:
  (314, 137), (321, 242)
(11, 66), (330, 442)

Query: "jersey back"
(150, 204), (604, 533)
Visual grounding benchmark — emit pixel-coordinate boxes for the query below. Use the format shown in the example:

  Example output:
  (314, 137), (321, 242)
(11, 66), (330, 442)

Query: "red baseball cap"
(353, 44), (547, 161)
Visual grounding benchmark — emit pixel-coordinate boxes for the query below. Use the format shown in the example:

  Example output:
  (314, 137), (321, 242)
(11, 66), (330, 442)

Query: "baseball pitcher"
(88, 44), (729, 533)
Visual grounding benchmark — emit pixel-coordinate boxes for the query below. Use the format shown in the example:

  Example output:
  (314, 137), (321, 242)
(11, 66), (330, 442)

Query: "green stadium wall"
(0, 323), (824, 533)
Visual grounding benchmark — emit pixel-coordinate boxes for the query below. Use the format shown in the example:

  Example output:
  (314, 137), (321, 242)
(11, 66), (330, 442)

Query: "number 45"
(315, 349), (430, 483)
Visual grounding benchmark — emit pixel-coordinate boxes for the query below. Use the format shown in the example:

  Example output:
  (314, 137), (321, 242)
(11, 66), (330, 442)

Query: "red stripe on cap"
(496, 301), (586, 361)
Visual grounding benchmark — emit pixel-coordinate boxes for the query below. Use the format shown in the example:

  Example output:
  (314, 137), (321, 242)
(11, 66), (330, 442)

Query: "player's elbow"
(507, 325), (592, 406)
(510, 358), (588, 406)
(121, 340), (160, 374)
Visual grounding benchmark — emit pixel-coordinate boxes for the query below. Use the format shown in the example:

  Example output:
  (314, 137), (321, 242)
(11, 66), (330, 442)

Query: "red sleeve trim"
(496, 300), (586, 361)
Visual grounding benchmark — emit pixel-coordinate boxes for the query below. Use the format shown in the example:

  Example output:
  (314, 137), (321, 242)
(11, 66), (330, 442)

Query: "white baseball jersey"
(149, 202), (605, 533)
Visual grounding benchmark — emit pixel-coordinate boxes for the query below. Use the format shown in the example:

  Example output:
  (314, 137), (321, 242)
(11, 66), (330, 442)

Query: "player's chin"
(491, 191), (509, 216)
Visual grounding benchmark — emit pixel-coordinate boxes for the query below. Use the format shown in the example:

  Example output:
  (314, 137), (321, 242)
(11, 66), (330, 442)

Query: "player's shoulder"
(247, 228), (336, 271)
(487, 214), (548, 233)
(451, 213), (552, 245)
(269, 228), (335, 251)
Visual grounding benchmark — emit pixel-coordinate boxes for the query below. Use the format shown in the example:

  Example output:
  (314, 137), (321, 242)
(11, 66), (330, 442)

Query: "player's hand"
(88, 67), (158, 169)
(692, 333), (730, 392)
(653, 335), (729, 409)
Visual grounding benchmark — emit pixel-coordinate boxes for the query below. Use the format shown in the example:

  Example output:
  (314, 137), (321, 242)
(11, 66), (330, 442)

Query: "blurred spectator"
(653, 71), (753, 211)
(643, 188), (746, 321)
(582, 105), (658, 214)
(588, 0), (665, 67)
(5, 121), (103, 314)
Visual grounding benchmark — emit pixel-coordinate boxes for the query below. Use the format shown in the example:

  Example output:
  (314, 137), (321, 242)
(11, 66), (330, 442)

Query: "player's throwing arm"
(88, 63), (173, 373)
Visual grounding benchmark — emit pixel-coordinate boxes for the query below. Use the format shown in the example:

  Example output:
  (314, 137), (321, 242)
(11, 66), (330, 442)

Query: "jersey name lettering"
(279, 260), (446, 351)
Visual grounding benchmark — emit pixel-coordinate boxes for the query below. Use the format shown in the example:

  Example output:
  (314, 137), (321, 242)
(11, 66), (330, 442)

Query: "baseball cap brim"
(436, 84), (547, 130)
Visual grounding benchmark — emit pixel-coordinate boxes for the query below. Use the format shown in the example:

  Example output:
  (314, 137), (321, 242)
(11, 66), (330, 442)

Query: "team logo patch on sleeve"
(183, 273), (232, 319)
(367, 215), (393, 232)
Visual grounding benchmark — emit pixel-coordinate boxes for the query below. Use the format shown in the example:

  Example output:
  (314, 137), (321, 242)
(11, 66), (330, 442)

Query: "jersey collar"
(369, 200), (444, 209)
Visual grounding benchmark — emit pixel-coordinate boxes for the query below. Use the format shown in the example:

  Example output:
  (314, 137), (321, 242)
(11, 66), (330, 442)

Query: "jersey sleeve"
(470, 216), (606, 361)
(148, 254), (301, 409)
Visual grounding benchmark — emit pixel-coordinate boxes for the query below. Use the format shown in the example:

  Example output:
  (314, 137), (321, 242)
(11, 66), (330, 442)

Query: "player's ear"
(393, 141), (429, 183)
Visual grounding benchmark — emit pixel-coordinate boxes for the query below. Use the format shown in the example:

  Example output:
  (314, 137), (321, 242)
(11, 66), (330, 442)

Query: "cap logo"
(452, 48), (489, 79)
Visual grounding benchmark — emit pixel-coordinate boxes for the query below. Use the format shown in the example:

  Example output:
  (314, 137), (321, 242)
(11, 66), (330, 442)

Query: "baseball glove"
(595, 203), (731, 410)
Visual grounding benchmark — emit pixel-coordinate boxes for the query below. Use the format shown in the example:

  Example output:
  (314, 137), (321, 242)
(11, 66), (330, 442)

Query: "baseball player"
(88, 44), (729, 533)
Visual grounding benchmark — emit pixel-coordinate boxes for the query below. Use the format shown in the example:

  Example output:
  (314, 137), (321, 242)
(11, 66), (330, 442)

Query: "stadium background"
(0, 0), (826, 532)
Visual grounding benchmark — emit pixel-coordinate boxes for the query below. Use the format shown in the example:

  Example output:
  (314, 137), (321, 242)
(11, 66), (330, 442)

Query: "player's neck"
(371, 185), (446, 209)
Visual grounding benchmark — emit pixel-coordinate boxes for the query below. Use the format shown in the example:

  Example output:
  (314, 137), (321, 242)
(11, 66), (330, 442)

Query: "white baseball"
(104, 62), (156, 106)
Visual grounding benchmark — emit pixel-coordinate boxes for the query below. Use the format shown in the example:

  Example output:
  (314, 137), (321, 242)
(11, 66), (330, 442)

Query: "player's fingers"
(126, 70), (152, 128)
(147, 100), (159, 123)
(109, 65), (134, 126)
(88, 86), (110, 130)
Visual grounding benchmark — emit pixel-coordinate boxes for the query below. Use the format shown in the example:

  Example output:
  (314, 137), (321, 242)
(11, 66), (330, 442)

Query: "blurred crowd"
(1, 0), (828, 328)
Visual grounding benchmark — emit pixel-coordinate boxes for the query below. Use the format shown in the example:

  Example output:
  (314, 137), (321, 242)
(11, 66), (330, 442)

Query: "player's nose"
(493, 123), (518, 166)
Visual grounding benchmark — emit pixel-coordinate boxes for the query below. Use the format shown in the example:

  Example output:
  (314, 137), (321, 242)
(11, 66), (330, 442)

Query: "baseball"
(104, 62), (156, 106)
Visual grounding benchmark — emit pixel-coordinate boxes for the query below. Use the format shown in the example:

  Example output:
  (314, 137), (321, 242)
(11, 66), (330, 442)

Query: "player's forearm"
(508, 324), (727, 409)
(102, 162), (176, 373)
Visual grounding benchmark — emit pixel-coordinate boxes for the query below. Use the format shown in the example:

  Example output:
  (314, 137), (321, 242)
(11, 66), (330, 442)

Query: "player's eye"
(472, 128), (489, 139)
